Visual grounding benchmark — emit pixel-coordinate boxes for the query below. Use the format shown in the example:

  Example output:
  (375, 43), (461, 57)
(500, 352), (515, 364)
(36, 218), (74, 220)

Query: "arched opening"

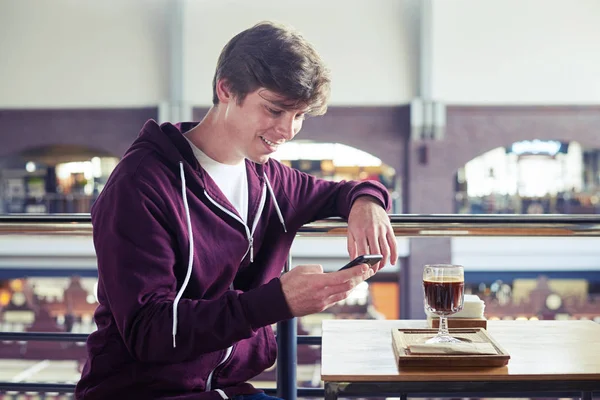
(0, 145), (119, 214)
(272, 140), (400, 214)
(1, 141), (400, 215)
(454, 140), (600, 214)
(272, 140), (401, 323)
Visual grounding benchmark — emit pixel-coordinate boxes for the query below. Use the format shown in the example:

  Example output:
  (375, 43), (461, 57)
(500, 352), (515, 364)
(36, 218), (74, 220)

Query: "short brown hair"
(212, 21), (331, 116)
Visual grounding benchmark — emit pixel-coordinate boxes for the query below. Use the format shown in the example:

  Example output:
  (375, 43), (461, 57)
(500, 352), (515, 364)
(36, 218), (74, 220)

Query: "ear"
(215, 79), (234, 104)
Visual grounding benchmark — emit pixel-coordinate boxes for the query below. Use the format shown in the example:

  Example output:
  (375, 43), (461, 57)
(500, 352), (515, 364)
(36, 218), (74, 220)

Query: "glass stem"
(438, 316), (449, 336)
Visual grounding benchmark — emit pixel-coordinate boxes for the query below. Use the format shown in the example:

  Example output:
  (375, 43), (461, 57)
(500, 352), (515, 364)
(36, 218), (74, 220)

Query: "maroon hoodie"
(75, 120), (390, 399)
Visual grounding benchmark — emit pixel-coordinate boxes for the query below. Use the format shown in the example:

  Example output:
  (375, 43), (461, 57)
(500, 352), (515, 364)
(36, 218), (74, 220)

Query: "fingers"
(282, 263), (373, 317)
(293, 264), (323, 274)
(347, 234), (357, 260)
(349, 230), (370, 261)
(376, 234), (389, 272)
(289, 263), (366, 292)
(349, 224), (397, 272)
(354, 234), (370, 257)
(387, 228), (398, 265)
(325, 291), (352, 307)
(322, 264), (369, 285)
(363, 227), (384, 271)
(321, 268), (373, 299)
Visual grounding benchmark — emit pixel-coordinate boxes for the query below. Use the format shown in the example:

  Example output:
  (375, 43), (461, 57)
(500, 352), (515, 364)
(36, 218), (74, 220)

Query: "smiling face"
(217, 82), (307, 164)
(208, 22), (331, 165)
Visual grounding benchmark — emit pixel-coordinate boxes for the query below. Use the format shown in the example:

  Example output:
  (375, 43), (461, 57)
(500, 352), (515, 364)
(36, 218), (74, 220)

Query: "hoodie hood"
(129, 120), (267, 190)
(131, 120), (198, 169)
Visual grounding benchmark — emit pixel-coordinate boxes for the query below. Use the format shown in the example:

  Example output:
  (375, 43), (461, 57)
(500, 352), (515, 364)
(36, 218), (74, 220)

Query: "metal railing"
(1, 214), (600, 399)
(2, 213), (600, 236)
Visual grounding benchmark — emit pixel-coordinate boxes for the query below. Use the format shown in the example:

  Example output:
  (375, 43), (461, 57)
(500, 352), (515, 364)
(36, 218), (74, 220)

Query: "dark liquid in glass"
(423, 278), (464, 314)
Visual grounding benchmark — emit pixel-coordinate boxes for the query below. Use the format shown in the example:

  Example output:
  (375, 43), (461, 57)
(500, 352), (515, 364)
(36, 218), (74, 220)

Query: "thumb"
(293, 264), (324, 274)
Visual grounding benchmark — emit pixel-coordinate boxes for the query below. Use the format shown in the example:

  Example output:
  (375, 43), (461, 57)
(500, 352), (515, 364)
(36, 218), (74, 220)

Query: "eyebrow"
(258, 90), (309, 113)
(266, 99), (309, 114)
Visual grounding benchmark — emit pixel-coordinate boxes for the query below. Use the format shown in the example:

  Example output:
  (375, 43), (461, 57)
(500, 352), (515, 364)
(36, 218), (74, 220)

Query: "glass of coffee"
(423, 264), (465, 343)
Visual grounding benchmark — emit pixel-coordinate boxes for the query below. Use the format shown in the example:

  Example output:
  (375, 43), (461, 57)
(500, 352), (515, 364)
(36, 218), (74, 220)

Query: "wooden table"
(321, 319), (600, 399)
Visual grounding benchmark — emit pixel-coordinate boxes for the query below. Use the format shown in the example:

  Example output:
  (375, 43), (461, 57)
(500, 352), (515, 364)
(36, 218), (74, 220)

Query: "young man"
(76, 21), (397, 400)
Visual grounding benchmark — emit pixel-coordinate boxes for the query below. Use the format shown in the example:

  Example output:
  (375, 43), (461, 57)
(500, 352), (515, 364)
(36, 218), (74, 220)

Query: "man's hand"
(347, 196), (397, 272)
(280, 264), (373, 317)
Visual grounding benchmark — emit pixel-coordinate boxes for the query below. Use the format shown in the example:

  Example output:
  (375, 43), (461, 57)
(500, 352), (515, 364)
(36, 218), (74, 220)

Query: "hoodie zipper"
(205, 344), (234, 392)
(202, 184), (267, 391)
(203, 185), (267, 263)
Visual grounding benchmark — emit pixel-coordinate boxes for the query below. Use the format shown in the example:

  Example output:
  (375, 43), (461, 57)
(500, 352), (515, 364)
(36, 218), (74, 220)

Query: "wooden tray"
(392, 328), (510, 368)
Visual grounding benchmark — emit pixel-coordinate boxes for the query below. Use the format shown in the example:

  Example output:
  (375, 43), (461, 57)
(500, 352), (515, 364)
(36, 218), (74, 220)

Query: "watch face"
(11, 292), (26, 307)
(545, 293), (562, 310)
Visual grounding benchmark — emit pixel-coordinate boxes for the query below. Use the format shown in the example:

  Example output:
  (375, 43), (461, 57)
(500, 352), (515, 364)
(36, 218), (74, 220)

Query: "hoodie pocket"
(212, 325), (277, 388)
(141, 348), (225, 393)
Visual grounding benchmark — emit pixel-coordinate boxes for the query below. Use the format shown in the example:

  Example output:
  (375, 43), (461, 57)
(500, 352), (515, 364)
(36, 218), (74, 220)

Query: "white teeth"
(261, 136), (278, 147)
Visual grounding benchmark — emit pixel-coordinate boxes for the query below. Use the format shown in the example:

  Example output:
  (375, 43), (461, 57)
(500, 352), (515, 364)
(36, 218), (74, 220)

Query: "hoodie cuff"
(350, 187), (390, 211)
(239, 277), (294, 330)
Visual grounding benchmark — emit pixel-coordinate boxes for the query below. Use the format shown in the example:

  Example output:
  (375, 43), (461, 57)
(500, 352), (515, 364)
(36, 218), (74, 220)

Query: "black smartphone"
(338, 254), (383, 272)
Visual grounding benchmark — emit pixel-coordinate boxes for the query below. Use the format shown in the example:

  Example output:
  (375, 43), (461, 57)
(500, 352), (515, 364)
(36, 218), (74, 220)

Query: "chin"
(249, 154), (271, 164)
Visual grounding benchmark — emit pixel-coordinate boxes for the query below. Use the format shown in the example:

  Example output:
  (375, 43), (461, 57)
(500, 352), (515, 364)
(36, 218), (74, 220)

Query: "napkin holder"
(428, 317), (487, 329)
(426, 294), (487, 329)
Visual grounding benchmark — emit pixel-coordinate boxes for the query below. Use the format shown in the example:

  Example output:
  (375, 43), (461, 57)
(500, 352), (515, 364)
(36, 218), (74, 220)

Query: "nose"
(275, 116), (301, 140)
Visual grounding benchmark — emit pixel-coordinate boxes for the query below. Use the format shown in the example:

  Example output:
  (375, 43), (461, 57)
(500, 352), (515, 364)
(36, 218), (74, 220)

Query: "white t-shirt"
(185, 138), (248, 223)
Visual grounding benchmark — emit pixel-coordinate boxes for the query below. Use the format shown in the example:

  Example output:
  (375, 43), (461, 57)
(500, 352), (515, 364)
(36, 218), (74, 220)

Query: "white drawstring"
(263, 173), (287, 233)
(173, 161), (195, 348)
(171, 166), (285, 349)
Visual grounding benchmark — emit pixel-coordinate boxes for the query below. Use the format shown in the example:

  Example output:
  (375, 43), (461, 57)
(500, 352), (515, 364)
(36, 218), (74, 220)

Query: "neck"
(184, 106), (244, 165)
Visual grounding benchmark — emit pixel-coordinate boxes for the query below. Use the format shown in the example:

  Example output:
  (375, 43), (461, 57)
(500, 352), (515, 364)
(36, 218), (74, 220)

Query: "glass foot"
(425, 334), (462, 344)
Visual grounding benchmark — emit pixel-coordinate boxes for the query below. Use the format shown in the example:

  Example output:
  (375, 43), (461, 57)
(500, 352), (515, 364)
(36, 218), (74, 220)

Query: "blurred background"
(1, 0), (600, 398)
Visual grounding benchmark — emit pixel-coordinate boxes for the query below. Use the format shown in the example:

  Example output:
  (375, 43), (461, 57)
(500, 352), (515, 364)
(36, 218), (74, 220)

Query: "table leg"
(324, 382), (339, 400)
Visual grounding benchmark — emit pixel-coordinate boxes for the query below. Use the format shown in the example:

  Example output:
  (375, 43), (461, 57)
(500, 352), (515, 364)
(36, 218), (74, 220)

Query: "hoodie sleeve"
(92, 174), (292, 363)
(266, 160), (391, 230)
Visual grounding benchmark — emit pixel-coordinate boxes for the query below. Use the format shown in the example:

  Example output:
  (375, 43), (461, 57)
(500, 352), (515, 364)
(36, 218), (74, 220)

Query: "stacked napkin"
(408, 341), (497, 355)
